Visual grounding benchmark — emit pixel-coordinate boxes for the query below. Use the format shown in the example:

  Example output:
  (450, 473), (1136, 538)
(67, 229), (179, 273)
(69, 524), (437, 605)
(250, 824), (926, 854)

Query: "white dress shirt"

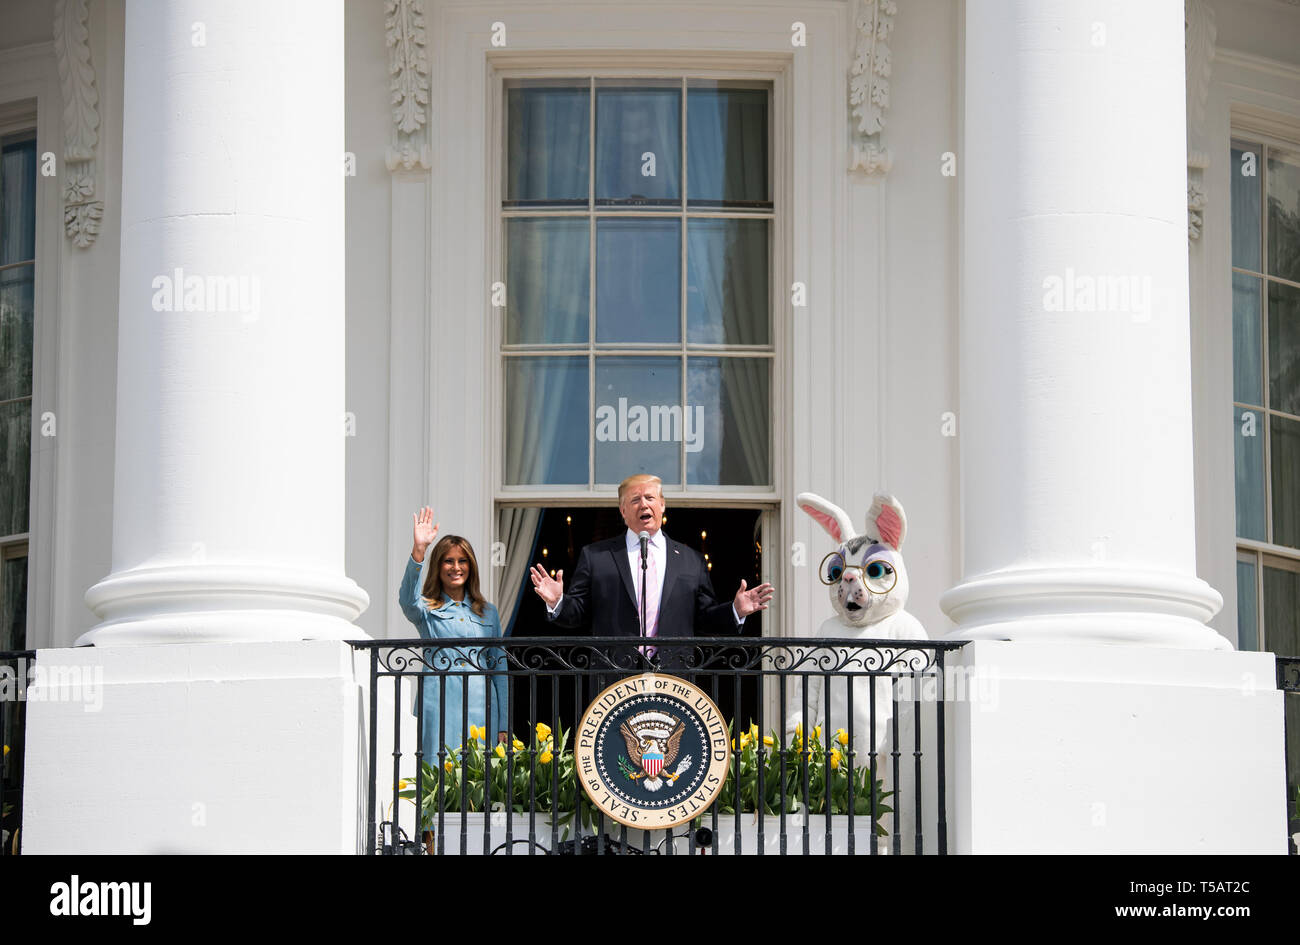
(625, 528), (666, 631)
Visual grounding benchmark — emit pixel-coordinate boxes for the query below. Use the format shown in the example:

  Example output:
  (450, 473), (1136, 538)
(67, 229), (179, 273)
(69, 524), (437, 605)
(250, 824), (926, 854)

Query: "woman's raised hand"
(529, 563), (564, 608)
(412, 506), (439, 562)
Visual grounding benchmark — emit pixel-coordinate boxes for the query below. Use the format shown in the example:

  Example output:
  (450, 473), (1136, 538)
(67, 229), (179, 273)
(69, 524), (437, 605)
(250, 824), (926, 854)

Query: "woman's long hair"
(420, 535), (488, 617)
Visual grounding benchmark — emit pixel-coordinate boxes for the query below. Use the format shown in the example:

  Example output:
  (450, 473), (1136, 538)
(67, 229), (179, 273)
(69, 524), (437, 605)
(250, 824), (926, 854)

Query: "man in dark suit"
(529, 474), (774, 680)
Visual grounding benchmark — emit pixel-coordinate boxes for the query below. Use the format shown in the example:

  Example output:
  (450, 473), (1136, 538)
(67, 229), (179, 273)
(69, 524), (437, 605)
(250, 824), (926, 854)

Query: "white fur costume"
(786, 491), (929, 852)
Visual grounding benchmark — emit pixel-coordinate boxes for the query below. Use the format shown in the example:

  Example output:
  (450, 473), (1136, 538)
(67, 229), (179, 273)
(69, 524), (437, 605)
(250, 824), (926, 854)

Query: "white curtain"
(507, 218), (587, 345)
(686, 88), (767, 206)
(495, 506), (542, 633)
(687, 219), (769, 485)
(595, 86), (681, 202)
(506, 85), (587, 203)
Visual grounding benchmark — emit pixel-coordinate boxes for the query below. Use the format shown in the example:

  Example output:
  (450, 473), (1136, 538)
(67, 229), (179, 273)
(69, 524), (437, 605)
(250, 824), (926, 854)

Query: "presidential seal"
(575, 674), (731, 829)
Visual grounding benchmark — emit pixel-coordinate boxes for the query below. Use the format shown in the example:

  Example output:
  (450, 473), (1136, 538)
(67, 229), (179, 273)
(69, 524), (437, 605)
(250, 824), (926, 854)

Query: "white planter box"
(419, 812), (902, 855)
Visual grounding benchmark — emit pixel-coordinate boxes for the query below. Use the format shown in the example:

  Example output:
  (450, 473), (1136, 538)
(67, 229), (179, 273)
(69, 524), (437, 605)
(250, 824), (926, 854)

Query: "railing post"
(366, 647), (378, 856)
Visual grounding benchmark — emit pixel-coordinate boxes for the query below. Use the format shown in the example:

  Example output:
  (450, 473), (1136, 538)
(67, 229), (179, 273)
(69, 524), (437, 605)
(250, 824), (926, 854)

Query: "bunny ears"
(796, 491), (908, 550)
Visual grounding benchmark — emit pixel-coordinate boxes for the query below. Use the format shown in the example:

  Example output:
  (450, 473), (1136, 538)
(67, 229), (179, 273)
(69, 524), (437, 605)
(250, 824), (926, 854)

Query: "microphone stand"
(639, 531), (650, 664)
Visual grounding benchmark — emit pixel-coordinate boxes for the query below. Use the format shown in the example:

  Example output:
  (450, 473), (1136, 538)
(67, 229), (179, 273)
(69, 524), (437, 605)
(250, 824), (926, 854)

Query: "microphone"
(638, 530), (651, 653)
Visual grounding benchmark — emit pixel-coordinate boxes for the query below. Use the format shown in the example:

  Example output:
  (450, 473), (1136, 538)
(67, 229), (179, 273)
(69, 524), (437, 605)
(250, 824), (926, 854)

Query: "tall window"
(490, 74), (776, 683)
(1231, 135), (1300, 805)
(0, 128), (35, 856)
(499, 78), (773, 492)
(0, 130), (35, 655)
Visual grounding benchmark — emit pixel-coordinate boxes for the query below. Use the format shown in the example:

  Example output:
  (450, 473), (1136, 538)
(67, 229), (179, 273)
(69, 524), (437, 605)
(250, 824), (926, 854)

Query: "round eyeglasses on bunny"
(818, 550), (898, 593)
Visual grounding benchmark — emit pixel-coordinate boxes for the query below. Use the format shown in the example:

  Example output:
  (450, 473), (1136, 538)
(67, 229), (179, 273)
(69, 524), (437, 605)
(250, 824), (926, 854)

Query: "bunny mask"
(797, 492), (911, 628)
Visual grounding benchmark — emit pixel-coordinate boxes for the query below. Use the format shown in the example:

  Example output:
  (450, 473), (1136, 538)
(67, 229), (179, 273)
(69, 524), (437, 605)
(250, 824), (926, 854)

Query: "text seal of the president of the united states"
(575, 673), (731, 829)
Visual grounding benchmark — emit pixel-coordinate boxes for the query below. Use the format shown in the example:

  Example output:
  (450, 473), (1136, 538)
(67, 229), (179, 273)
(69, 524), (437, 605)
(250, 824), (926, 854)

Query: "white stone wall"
(0, 0), (1295, 650)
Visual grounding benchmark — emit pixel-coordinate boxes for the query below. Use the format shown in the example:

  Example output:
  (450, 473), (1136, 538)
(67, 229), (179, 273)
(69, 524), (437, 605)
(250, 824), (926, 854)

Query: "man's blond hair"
(617, 473), (663, 504)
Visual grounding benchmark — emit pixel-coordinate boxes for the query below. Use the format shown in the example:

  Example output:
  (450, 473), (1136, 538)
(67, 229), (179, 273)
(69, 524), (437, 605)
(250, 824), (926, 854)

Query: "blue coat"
(398, 555), (509, 764)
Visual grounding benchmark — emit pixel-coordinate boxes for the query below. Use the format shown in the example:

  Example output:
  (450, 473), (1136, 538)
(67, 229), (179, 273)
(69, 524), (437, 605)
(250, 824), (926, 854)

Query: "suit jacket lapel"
(612, 539), (637, 613)
(660, 536), (684, 619)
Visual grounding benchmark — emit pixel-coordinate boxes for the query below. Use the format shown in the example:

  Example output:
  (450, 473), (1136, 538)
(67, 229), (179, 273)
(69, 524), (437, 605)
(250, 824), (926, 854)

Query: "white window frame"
(0, 43), (61, 652)
(1230, 126), (1300, 653)
(494, 74), (779, 501)
(488, 64), (785, 650)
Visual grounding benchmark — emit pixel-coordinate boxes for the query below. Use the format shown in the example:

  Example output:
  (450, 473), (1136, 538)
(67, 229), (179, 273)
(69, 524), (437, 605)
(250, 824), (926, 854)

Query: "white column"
(941, 0), (1226, 649)
(78, 0), (368, 643)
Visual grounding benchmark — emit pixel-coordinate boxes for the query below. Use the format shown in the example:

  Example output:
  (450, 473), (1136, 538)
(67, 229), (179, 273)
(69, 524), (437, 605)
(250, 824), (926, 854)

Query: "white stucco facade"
(1, 0), (1296, 853)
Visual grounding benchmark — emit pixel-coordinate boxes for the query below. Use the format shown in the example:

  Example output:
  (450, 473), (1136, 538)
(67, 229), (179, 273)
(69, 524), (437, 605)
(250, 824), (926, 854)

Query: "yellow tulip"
(794, 723), (803, 737)
(830, 748), (841, 770)
(444, 759), (455, 772)
(536, 722), (552, 741)
(813, 725), (821, 741)
(837, 728), (848, 747)
(512, 738), (525, 752)
(762, 735), (775, 747)
(494, 743), (506, 759)
(469, 725), (484, 741)
(748, 722), (758, 739)
(540, 749), (553, 764)
(398, 778), (410, 790)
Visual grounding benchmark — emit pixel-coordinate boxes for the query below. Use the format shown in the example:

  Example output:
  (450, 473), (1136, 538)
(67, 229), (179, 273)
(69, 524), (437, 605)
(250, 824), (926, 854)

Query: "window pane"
(1263, 560), (1300, 657)
(687, 86), (769, 206)
(1271, 414), (1300, 549)
(0, 400), (30, 538)
(0, 137), (36, 267)
(0, 263), (34, 401)
(595, 85), (680, 205)
(686, 219), (769, 345)
(594, 357), (681, 485)
(1235, 405), (1266, 541)
(595, 218), (679, 343)
(2, 554), (25, 651)
(1267, 148), (1300, 283)
(686, 358), (770, 486)
(506, 218), (589, 344)
(505, 82), (589, 206)
(1232, 273), (1262, 406)
(503, 357), (588, 485)
(1231, 143), (1261, 272)
(1268, 280), (1300, 416)
(1236, 557), (1258, 651)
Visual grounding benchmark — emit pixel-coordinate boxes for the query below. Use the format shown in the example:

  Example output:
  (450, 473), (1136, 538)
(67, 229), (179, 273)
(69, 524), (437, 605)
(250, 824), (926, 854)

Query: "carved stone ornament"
(54, 0), (103, 248)
(385, 0), (432, 172)
(1185, 0), (1215, 242)
(849, 0), (896, 176)
(1187, 173), (1207, 240)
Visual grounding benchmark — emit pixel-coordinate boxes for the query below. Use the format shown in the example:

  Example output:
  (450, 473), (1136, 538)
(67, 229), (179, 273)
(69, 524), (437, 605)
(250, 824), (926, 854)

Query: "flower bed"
(400, 722), (893, 844)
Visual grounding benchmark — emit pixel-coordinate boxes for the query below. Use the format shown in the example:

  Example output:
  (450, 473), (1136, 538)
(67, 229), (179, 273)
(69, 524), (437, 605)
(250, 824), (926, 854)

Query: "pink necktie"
(640, 547), (659, 657)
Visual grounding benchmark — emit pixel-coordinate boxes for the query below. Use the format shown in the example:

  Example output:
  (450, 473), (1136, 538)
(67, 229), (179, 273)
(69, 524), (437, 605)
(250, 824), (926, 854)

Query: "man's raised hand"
(734, 578), (775, 619)
(529, 563), (564, 608)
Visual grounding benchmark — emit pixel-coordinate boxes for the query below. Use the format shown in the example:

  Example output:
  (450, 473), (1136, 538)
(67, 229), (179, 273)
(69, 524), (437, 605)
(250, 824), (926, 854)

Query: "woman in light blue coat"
(399, 507), (509, 768)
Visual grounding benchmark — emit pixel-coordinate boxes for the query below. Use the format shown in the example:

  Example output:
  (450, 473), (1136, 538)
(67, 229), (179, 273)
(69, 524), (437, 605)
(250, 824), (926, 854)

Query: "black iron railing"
(1279, 656), (1300, 855)
(351, 636), (968, 855)
(1, 649), (33, 856)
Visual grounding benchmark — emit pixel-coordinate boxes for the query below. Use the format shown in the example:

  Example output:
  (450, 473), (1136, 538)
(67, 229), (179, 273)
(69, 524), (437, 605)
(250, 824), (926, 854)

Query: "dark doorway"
(503, 505), (765, 744)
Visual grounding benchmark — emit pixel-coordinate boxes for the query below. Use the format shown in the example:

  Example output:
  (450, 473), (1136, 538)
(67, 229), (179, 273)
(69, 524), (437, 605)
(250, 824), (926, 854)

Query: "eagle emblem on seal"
(619, 710), (692, 792)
